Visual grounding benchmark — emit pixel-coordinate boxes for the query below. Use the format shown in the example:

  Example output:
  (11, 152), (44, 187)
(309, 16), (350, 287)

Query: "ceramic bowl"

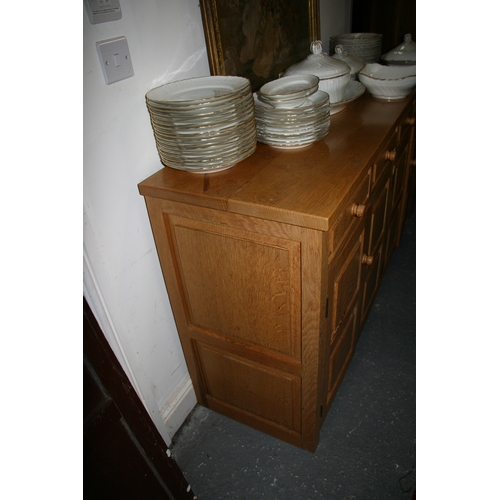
(316, 72), (351, 103)
(381, 34), (416, 66)
(358, 63), (416, 101)
(283, 41), (351, 104)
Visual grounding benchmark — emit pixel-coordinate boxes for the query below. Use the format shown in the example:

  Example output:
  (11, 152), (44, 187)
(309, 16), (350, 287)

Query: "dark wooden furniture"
(138, 91), (416, 452)
(84, 298), (197, 499)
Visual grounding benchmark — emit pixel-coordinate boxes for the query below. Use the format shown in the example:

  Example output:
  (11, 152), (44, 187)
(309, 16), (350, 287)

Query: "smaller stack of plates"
(258, 75), (319, 109)
(330, 33), (383, 63)
(146, 76), (256, 173)
(254, 90), (330, 149)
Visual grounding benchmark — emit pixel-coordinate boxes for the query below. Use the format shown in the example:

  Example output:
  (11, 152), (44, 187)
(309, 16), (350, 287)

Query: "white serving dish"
(283, 41), (350, 104)
(329, 80), (365, 115)
(331, 45), (365, 79)
(381, 34), (416, 66)
(358, 63), (416, 101)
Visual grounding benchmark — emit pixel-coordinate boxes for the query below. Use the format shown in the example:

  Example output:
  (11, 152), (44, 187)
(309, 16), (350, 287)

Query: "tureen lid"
(284, 40), (350, 79)
(381, 34), (416, 64)
(331, 45), (365, 74)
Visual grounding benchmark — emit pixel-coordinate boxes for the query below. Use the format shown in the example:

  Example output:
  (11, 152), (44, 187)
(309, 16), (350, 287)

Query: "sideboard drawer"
(328, 173), (370, 262)
(398, 101), (416, 142)
(371, 129), (398, 189)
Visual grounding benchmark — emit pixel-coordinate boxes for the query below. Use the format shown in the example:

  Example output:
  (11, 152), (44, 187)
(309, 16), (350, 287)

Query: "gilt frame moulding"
(199, 0), (321, 92)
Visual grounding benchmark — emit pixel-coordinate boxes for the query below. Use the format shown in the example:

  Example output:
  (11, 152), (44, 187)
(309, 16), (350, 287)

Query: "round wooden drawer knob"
(362, 254), (374, 265)
(350, 203), (366, 218)
(405, 117), (416, 126)
(410, 159), (416, 167)
(385, 150), (396, 161)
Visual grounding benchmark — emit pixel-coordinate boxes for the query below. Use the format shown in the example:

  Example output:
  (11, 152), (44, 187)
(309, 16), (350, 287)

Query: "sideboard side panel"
(143, 197), (326, 451)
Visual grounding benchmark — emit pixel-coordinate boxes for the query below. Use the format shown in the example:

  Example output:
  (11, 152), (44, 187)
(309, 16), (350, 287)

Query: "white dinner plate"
(146, 76), (250, 105)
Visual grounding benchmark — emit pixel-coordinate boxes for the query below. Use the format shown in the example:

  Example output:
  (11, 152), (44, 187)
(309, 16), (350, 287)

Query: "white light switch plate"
(96, 36), (134, 85)
(85, 0), (122, 24)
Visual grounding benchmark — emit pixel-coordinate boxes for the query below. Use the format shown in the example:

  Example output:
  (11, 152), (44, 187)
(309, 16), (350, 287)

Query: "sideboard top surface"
(138, 92), (415, 231)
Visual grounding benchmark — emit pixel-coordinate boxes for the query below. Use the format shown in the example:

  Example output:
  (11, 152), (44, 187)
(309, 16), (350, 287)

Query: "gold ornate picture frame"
(200, 0), (320, 92)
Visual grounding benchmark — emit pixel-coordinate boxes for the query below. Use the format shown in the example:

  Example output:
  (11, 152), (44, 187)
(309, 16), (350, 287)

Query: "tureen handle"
(310, 40), (323, 55)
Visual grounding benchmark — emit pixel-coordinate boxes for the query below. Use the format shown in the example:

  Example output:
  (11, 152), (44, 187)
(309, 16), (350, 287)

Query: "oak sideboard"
(138, 91), (416, 452)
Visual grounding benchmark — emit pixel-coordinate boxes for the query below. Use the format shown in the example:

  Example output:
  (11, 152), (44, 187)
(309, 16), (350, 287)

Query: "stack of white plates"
(254, 90), (330, 149)
(146, 76), (256, 173)
(258, 75), (319, 109)
(330, 33), (383, 63)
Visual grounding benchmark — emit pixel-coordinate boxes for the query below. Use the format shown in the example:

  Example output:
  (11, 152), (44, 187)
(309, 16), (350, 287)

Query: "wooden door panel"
(391, 146), (408, 212)
(327, 304), (357, 407)
(384, 201), (402, 269)
(329, 227), (365, 336)
(361, 241), (384, 325)
(404, 132), (416, 222)
(368, 178), (390, 255)
(195, 341), (301, 432)
(84, 395), (170, 499)
(171, 216), (301, 360)
(83, 298), (196, 500)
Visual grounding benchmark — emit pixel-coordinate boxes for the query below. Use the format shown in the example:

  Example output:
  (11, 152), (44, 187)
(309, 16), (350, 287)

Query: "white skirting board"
(161, 375), (197, 440)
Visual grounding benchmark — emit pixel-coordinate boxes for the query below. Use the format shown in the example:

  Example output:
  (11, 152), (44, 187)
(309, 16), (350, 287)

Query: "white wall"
(320, 0), (353, 52)
(83, 0), (350, 445)
(83, 0), (209, 445)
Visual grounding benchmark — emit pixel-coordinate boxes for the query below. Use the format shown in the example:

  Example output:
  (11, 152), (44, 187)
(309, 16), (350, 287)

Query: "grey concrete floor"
(170, 211), (416, 500)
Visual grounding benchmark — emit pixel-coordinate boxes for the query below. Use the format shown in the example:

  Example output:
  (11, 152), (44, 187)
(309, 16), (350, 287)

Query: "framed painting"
(199, 0), (321, 92)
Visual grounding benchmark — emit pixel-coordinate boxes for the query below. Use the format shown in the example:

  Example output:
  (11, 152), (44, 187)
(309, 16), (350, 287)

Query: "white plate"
(259, 74), (319, 100)
(254, 90), (330, 115)
(146, 76), (250, 104)
(155, 108), (254, 134)
(160, 143), (256, 173)
(258, 127), (329, 148)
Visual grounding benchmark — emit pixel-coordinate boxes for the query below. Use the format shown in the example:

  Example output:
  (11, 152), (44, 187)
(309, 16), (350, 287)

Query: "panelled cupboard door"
(384, 199), (404, 271)
(327, 303), (358, 408)
(361, 242), (385, 327)
(325, 223), (365, 412)
(400, 106), (416, 226)
(328, 223), (366, 339)
(169, 214), (302, 361)
(390, 143), (409, 218)
(361, 173), (391, 324)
